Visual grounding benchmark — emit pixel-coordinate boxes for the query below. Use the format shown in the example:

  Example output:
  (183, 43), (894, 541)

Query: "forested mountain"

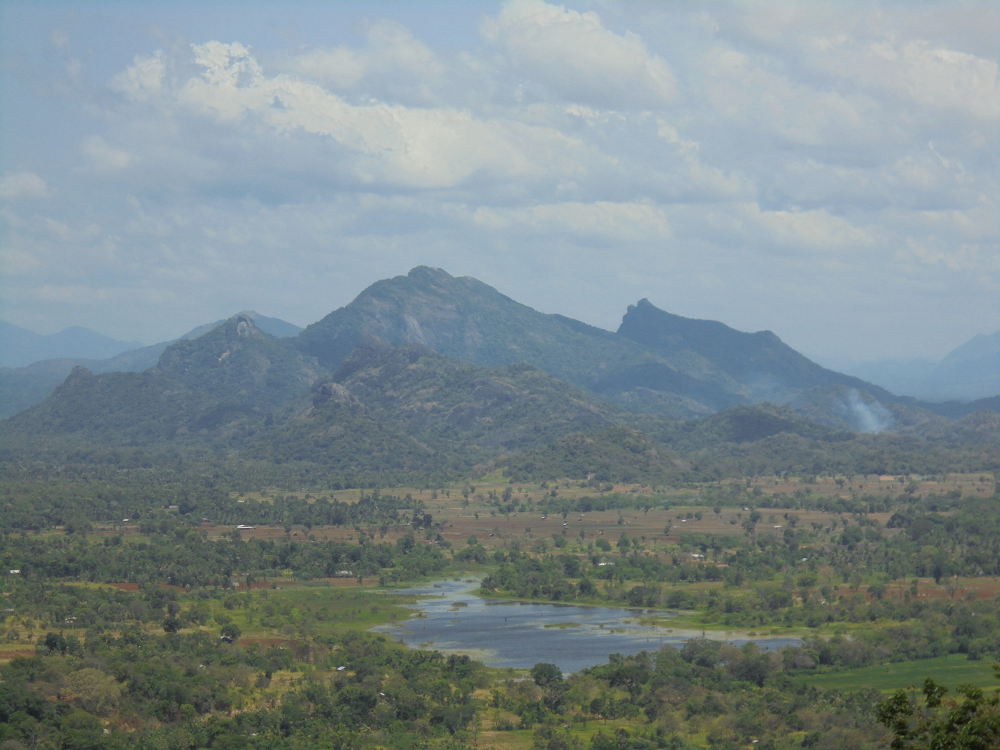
(4, 312), (998, 486)
(617, 299), (889, 399)
(296, 266), (669, 395)
(2, 267), (941, 426)
(297, 267), (925, 427)
(0, 311), (302, 418)
(3, 315), (319, 448)
(4, 267), (998, 486)
(3, 318), (643, 484)
(330, 342), (618, 448)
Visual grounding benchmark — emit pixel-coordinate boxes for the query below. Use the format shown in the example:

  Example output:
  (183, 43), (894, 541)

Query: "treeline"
(0, 625), (892, 750)
(0, 629), (484, 749)
(0, 473), (423, 531)
(492, 642), (888, 749)
(1, 533), (447, 590)
(6, 398), (999, 492)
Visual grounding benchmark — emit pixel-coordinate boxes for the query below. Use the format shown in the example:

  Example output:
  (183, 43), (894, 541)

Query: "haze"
(1, 0), (998, 364)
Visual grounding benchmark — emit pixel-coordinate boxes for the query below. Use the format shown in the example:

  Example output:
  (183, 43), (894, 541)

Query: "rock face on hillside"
(156, 314), (320, 408)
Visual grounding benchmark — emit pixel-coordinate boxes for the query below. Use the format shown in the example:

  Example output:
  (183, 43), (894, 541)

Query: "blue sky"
(1, 0), (998, 363)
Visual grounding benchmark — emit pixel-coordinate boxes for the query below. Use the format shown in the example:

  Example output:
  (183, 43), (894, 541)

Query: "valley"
(3, 470), (999, 748)
(2, 268), (999, 749)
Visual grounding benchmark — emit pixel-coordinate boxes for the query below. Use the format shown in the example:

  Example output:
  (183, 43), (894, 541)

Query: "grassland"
(794, 653), (1000, 693)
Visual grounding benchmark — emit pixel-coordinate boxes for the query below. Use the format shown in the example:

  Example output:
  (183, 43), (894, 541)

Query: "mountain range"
(0, 312), (301, 418)
(0, 321), (141, 368)
(296, 267), (915, 426)
(3, 267), (998, 485)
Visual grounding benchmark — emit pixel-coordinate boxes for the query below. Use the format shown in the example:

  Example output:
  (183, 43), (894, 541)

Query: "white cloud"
(170, 40), (600, 190)
(82, 136), (134, 171)
(3, 1), (998, 359)
(700, 45), (875, 151)
(288, 47), (365, 90)
(808, 35), (1000, 121)
(365, 20), (446, 85)
(0, 172), (50, 200)
(748, 205), (874, 251)
(482, 0), (677, 109)
(111, 51), (166, 102)
(474, 200), (671, 243)
(286, 20), (444, 102)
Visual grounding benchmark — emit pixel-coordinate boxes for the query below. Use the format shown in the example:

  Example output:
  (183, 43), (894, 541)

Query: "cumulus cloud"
(82, 136), (134, 171)
(482, 0), (677, 108)
(2, 0), (998, 358)
(0, 172), (50, 200)
(110, 51), (166, 102)
(122, 40), (603, 191)
(474, 200), (671, 243)
(807, 35), (1000, 121)
(288, 47), (365, 90)
(286, 20), (445, 102)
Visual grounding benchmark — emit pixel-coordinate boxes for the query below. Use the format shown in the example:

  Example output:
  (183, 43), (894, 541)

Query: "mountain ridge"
(834, 330), (999, 402)
(0, 312), (303, 419)
(0, 321), (142, 368)
(4, 267), (990, 437)
(4, 280), (998, 485)
(296, 266), (923, 428)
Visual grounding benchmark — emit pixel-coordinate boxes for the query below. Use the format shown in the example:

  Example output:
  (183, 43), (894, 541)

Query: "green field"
(200, 584), (419, 641)
(795, 654), (1000, 693)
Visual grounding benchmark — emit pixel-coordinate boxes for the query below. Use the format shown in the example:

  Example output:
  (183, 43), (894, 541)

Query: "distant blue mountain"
(836, 332), (1000, 402)
(0, 322), (142, 368)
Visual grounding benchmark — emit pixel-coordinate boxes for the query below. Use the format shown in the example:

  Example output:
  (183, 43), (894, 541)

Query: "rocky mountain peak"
(406, 266), (453, 283)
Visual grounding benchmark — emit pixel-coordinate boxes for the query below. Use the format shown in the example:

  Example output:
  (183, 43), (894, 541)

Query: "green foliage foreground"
(2, 472), (1000, 748)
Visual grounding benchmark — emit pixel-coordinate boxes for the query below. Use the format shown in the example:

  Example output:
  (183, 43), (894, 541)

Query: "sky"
(1, 0), (998, 365)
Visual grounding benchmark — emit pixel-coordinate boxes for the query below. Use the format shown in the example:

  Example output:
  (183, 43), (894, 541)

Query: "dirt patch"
(0, 648), (36, 662)
(881, 576), (1000, 601)
(240, 637), (299, 649)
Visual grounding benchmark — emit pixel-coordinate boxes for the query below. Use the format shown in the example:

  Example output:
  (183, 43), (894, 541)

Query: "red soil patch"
(242, 579), (298, 590)
(0, 649), (36, 661)
(107, 582), (140, 592)
(880, 577), (1000, 601)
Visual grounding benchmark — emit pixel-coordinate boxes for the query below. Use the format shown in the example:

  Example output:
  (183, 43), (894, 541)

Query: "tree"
(220, 623), (241, 642)
(65, 668), (122, 716)
(530, 662), (563, 688)
(59, 709), (105, 750)
(877, 671), (1000, 749)
(161, 616), (182, 633)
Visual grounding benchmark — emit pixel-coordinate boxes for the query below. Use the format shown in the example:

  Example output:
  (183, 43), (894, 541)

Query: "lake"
(373, 578), (800, 673)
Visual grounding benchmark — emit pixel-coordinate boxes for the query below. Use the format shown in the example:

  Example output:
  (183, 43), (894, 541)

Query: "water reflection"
(374, 579), (800, 673)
